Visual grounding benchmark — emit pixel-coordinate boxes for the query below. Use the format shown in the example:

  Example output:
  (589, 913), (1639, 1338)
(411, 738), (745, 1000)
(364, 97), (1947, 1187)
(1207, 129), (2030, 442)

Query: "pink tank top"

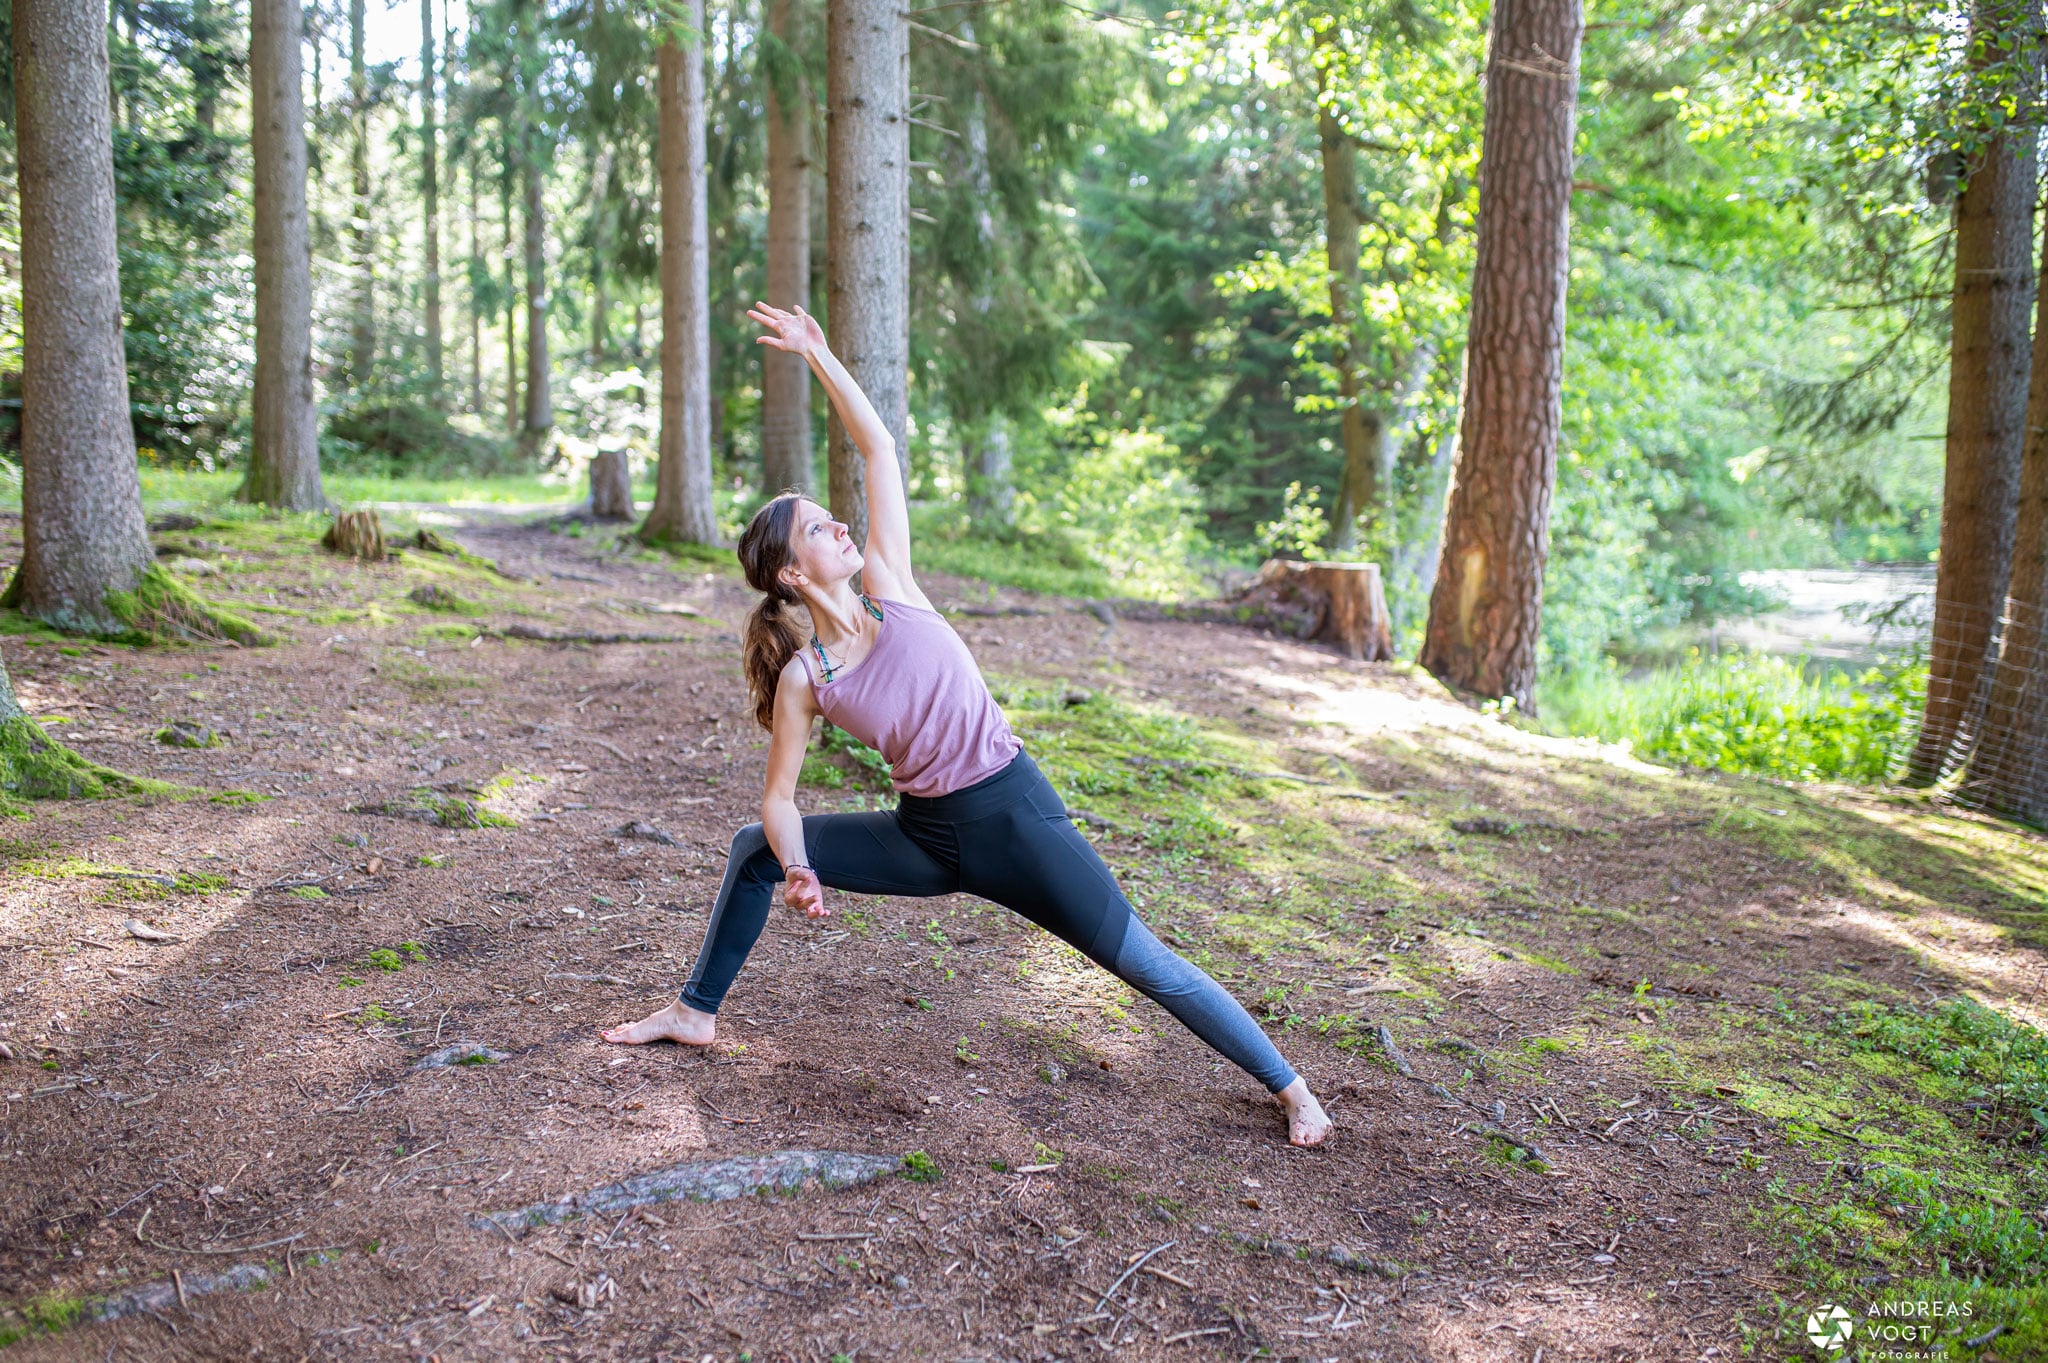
(798, 597), (1022, 798)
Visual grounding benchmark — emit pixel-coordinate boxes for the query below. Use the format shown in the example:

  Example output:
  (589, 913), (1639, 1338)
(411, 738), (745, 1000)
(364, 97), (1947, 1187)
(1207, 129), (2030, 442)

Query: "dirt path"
(2, 508), (2043, 1362)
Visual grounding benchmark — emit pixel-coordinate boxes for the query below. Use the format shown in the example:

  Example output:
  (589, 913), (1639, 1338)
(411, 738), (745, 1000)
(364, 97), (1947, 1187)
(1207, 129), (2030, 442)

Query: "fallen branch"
(471, 1150), (903, 1235)
(1225, 1231), (1412, 1280)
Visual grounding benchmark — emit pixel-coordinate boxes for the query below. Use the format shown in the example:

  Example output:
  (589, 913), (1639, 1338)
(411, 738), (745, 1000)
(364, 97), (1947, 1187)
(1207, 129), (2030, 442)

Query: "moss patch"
(0, 717), (172, 808)
(104, 563), (272, 646)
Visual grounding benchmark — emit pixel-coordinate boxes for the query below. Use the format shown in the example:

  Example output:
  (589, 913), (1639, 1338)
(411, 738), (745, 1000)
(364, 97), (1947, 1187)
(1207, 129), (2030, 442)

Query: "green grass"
(1534, 651), (1924, 782)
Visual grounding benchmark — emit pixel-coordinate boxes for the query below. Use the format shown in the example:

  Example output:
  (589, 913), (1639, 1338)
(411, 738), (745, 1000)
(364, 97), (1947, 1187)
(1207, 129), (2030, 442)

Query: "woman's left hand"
(749, 302), (826, 357)
(782, 866), (829, 918)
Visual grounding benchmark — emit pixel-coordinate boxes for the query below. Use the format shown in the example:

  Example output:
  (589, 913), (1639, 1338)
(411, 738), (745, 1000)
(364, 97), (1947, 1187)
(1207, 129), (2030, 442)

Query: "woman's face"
(785, 498), (862, 591)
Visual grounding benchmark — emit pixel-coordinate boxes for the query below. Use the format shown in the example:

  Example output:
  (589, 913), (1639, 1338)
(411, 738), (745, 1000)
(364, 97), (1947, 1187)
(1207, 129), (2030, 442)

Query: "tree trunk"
(959, 25), (1013, 531)
(468, 141), (482, 414)
(420, 0), (443, 402)
(190, 0), (220, 134)
(590, 446), (633, 519)
(1316, 32), (1377, 552)
(243, 0), (326, 511)
(640, 13), (718, 544)
(587, 144), (614, 363)
(825, 0), (909, 547)
(1417, 0), (1583, 710)
(761, 0), (813, 494)
(1962, 225), (2048, 822)
(501, 165), (519, 432)
(1907, 0), (2040, 786)
(7, 0), (156, 632)
(521, 135), (552, 440)
(348, 0), (374, 389)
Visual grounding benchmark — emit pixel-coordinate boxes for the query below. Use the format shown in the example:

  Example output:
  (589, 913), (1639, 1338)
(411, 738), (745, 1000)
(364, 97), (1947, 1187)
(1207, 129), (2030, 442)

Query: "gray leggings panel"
(1112, 916), (1297, 1093)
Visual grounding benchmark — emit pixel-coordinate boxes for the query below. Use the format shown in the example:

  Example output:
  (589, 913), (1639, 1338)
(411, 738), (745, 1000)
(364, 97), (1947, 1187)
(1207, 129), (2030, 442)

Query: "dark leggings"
(679, 751), (1298, 1093)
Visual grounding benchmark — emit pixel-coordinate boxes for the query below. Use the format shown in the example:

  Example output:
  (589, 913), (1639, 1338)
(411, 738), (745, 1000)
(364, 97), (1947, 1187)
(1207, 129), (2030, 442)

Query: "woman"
(603, 302), (1332, 1147)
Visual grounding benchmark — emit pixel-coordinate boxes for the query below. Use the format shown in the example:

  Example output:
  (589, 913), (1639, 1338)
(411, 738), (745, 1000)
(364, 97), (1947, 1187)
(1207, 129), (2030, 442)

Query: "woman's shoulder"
(779, 649), (820, 697)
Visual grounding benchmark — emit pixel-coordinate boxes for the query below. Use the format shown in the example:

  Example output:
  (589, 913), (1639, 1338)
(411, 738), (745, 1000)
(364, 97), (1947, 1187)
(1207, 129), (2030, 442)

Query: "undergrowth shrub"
(1534, 651), (1923, 782)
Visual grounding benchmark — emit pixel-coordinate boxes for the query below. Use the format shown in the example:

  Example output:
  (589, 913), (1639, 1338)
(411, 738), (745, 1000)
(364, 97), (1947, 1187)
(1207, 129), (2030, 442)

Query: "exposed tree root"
(104, 564), (271, 646)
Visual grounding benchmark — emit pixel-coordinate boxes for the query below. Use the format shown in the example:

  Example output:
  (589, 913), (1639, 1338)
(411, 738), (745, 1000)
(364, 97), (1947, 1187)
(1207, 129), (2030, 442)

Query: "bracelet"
(784, 863), (814, 874)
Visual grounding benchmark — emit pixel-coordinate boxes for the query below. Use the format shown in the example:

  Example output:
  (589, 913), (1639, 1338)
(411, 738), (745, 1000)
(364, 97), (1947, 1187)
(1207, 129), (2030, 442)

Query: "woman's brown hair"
(737, 492), (809, 731)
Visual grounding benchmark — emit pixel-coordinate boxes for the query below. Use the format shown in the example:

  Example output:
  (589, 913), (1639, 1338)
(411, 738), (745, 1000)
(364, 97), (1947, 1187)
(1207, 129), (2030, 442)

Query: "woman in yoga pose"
(602, 302), (1332, 1147)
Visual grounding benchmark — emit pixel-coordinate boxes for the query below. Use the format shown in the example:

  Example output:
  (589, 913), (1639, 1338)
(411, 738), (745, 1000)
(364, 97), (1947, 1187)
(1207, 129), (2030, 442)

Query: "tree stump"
(590, 447), (633, 520)
(1240, 559), (1394, 660)
(321, 508), (385, 561)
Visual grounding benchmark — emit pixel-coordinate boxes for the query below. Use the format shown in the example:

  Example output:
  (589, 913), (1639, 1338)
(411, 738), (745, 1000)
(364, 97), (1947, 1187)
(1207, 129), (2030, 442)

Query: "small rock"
(412, 1043), (511, 1071)
(1451, 817), (1516, 836)
(167, 556), (218, 576)
(890, 1274), (910, 1291)
(156, 720), (217, 749)
(1038, 1061), (1065, 1085)
(608, 820), (681, 847)
(1591, 1253), (1616, 1265)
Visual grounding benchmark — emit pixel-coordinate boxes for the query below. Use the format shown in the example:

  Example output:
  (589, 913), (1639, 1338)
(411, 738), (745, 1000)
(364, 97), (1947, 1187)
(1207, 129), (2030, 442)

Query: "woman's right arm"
(761, 657), (828, 917)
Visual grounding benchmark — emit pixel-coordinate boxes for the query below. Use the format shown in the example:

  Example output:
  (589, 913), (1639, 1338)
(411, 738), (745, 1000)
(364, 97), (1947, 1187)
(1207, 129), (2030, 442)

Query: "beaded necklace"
(810, 594), (885, 682)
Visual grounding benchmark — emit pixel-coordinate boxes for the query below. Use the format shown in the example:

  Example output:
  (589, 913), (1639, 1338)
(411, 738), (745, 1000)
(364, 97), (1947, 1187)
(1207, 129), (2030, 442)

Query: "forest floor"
(1, 502), (2045, 1363)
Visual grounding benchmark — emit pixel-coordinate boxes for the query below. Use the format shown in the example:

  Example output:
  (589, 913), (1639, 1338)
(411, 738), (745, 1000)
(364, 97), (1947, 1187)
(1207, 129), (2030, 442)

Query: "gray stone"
(473, 1150), (904, 1234)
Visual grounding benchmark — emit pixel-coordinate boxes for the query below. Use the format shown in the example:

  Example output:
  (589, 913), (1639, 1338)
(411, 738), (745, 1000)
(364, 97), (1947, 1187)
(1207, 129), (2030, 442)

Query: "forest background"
(0, 0), (1983, 783)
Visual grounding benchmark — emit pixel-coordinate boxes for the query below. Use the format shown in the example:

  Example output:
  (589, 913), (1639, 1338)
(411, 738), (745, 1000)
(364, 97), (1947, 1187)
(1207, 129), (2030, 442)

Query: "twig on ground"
(1092, 1241), (1176, 1312)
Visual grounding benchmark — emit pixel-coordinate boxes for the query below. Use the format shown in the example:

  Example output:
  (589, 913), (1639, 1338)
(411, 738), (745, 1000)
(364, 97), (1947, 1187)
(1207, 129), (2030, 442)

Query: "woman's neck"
(802, 579), (868, 647)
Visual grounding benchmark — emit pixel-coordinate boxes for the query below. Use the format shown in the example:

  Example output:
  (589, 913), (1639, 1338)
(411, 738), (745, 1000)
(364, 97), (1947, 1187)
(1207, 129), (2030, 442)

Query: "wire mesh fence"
(1913, 594), (2048, 824)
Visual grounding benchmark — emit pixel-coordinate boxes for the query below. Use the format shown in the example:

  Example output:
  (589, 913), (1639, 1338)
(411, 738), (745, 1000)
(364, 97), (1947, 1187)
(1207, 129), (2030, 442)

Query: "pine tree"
(6, 0), (157, 632)
(761, 0), (814, 494)
(826, 0), (910, 546)
(421, 0), (445, 401)
(1418, 0), (1585, 707)
(243, 0), (327, 511)
(641, 0), (719, 544)
(1906, 0), (2039, 785)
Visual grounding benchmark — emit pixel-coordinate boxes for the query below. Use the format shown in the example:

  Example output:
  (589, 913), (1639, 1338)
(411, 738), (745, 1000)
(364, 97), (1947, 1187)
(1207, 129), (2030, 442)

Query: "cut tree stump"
(1238, 559), (1393, 660)
(589, 447), (633, 520)
(322, 508), (386, 561)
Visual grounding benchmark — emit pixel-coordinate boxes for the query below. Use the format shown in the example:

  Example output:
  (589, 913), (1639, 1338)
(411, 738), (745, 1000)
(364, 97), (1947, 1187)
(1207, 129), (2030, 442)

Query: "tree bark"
(588, 145), (614, 362)
(7, 0), (156, 632)
(1417, 0), (1583, 710)
(243, 0), (326, 511)
(1907, 0), (2040, 786)
(501, 164), (519, 431)
(590, 446), (633, 519)
(960, 24), (1013, 531)
(521, 130), (552, 439)
(640, 12), (718, 544)
(420, 0), (443, 402)
(468, 141), (483, 414)
(1316, 31), (1377, 552)
(1962, 223), (2048, 822)
(762, 0), (813, 494)
(1243, 560), (1394, 661)
(825, 0), (909, 547)
(348, 0), (374, 389)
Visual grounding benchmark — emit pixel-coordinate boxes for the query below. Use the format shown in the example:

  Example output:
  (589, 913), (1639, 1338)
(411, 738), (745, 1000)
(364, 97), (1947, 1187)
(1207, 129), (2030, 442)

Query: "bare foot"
(1276, 1077), (1332, 1148)
(600, 1000), (716, 1047)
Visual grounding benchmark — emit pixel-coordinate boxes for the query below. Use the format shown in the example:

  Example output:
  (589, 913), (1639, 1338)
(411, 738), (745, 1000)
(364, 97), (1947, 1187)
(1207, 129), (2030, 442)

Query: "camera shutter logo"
(1806, 1303), (1854, 1351)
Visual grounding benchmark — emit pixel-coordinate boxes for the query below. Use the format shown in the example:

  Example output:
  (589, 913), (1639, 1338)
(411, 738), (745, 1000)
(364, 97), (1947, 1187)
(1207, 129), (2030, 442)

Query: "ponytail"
(736, 490), (809, 731)
(743, 593), (808, 731)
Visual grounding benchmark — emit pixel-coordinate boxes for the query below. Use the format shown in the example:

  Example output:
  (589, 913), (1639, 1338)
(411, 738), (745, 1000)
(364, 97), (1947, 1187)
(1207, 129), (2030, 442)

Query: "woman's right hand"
(783, 865), (828, 918)
(749, 302), (826, 358)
